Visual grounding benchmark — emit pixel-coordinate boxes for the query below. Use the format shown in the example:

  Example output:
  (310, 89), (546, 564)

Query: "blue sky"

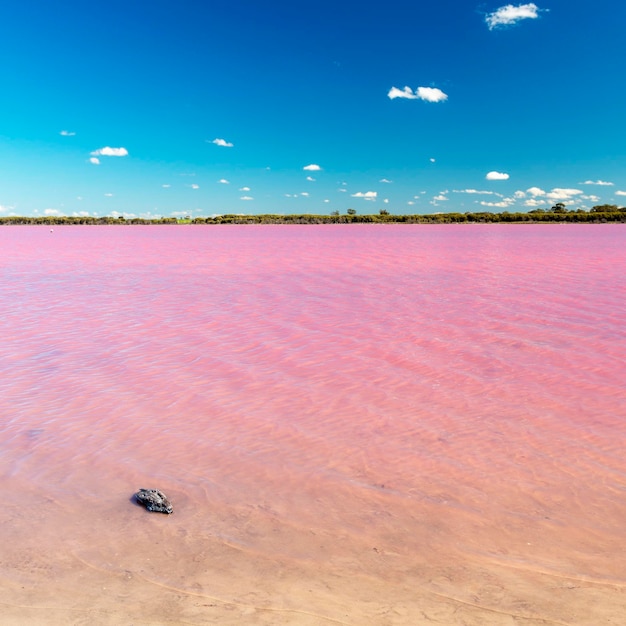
(1, 0), (625, 218)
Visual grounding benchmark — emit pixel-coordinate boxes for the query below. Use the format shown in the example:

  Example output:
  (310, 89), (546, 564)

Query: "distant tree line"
(1, 204), (625, 226)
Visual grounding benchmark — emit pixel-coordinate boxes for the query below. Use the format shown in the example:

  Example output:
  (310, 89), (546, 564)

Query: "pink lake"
(0, 224), (625, 625)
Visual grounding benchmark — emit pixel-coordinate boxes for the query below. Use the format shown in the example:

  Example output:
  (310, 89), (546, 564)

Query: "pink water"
(1, 224), (625, 625)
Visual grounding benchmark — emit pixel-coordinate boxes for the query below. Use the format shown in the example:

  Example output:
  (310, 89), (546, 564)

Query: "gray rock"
(135, 488), (173, 514)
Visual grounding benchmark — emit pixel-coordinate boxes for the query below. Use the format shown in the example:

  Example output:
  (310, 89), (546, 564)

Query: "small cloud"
(300, 192), (310, 197)
(581, 194), (600, 202)
(379, 178), (393, 183)
(546, 188), (583, 200)
(479, 200), (511, 208)
(239, 186), (250, 191)
(45, 209), (62, 216)
(303, 164), (321, 171)
(104, 193), (114, 197)
(486, 171), (510, 180)
(240, 196), (254, 200)
(211, 138), (234, 148)
(513, 190), (526, 198)
(433, 194), (449, 201)
(454, 189), (494, 195)
(60, 130), (75, 136)
(579, 180), (614, 186)
(524, 198), (544, 207)
(526, 186), (545, 196)
(190, 184), (200, 190)
(306, 176), (316, 181)
(388, 86), (448, 102)
(351, 191), (377, 200)
(91, 146), (128, 157)
(486, 3), (541, 30)
(430, 158), (436, 163)
(162, 184), (171, 188)
(218, 178), (230, 184)
(615, 190), (626, 196)
(89, 157), (100, 165)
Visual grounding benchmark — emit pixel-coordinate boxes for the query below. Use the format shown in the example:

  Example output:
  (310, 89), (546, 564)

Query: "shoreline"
(1, 208), (625, 226)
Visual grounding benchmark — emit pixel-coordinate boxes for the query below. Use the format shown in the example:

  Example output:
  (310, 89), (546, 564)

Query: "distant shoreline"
(1, 206), (625, 226)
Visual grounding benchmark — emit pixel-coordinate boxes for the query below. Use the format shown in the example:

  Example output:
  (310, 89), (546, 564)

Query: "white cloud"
(89, 157), (100, 165)
(162, 184), (171, 188)
(303, 164), (321, 171)
(524, 198), (543, 207)
(579, 180), (614, 186)
(513, 190), (526, 198)
(480, 200), (511, 208)
(545, 188), (583, 200)
(581, 194), (600, 202)
(486, 3), (540, 30)
(615, 190), (626, 196)
(486, 171), (510, 180)
(104, 193), (114, 197)
(60, 130), (75, 136)
(306, 176), (316, 181)
(300, 192), (310, 197)
(388, 86), (448, 102)
(45, 209), (62, 216)
(239, 186), (250, 191)
(526, 186), (545, 196)
(416, 87), (448, 102)
(211, 138), (234, 148)
(240, 196), (254, 200)
(190, 184), (200, 190)
(91, 146), (128, 157)
(218, 178), (230, 184)
(379, 178), (393, 183)
(430, 158), (436, 163)
(454, 189), (494, 195)
(351, 191), (377, 200)
(0, 204), (13, 213)
(433, 194), (449, 201)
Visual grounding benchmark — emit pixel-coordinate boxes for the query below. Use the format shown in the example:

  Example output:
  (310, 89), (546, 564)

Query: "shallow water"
(0, 224), (625, 625)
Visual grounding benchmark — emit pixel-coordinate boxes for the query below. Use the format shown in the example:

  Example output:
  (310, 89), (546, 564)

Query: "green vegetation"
(1, 205), (625, 225)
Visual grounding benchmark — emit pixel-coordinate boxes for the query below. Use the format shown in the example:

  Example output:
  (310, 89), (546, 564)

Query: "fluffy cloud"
(388, 86), (448, 102)
(579, 180), (614, 186)
(524, 198), (543, 207)
(486, 3), (540, 30)
(486, 171), (510, 180)
(616, 190), (626, 196)
(545, 188), (583, 200)
(162, 184), (171, 188)
(211, 138), (234, 147)
(218, 178), (230, 184)
(303, 164), (321, 171)
(60, 130), (75, 136)
(306, 176), (316, 181)
(91, 146), (128, 157)
(190, 184), (200, 190)
(379, 178), (393, 183)
(351, 191), (377, 200)
(89, 157), (100, 165)
(480, 200), (512, 208)
(454, 189), (494, 195)
(433, 194), (449, 201)
(526, 186), (545, 196)
(240, 196), (254, 200)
